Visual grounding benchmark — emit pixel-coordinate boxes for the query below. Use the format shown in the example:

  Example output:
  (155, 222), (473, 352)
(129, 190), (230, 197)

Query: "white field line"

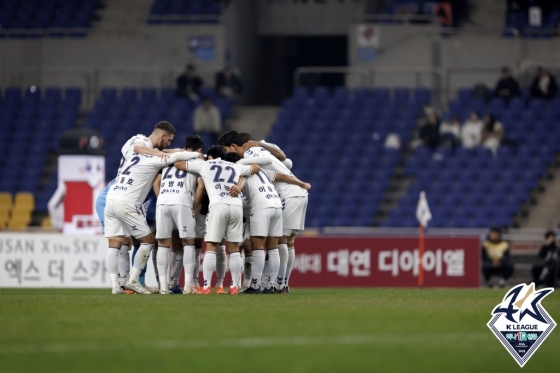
(0, 332), (491, 354)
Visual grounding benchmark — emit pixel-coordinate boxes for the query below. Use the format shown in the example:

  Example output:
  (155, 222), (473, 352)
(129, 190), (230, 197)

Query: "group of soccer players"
(95, 121), (310, 295)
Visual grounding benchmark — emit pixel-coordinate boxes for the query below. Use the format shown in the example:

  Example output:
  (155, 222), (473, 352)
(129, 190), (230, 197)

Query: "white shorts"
(195, 209), (206, 239)
(282, 196), (308, 236)
(250, 208), (283, 238)
(205, 203), (243, 243)
(104, 199), (151, 239)
(155, 204), (196, 240)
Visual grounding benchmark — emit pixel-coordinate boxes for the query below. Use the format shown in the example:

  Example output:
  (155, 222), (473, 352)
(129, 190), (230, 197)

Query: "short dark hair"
(207, 145), (226, 160)
(186, 64), (195, 71)
(489, 227), (502, 235)
(239, 132), (253, 143)
(154, 121), (176, 135)
(545, 230), (556, 239)
(217, 130), (245, 147)
(501, 67), (510, 73)
(224, 152), (241, 163)
(185, 134), (205, 151)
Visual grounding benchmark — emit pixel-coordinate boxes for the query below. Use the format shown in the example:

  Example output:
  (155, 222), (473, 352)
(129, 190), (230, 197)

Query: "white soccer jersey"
(121, 134), (152, 158)
(184, 158), (252, 208)
(242, 170), (282, 212)
(108, 151), (199, 205)
(156, 165), (198, 208)
(240, 147), (306, 199)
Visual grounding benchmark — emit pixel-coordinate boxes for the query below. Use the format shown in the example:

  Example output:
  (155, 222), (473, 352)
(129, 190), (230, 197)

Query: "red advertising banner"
(287, 237), (480, 288)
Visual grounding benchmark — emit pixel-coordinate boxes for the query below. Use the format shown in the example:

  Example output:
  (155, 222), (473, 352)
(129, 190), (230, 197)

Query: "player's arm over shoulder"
(174, 158), (204, 174)
(234, 162), (259, 176)
(275, 172), (311, 190)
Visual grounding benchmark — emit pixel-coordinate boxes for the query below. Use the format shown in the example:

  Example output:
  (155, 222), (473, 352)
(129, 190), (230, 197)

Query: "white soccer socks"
(118, 244), (130, 285)
(267, 248), (280, 290)
(250, 250), (265, 289)
(243, 255), (252, 287)
(285, 247), (295, 287)
(276, 243), (288, 290)
(215, 244), (227, 288)
(156, 246), (171, 293)
(202, 251), (217, 289)
(129, 243), (153, 283)
(107, 247), (120, 290)
(182, 245), (196, 290)
(170, 250), (184, 288)
(228, 251), (242, 290)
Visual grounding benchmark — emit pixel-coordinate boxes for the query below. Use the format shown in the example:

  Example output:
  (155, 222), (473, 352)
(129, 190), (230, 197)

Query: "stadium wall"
(0, 25), (226, 92)
(348, 24), (560, 95)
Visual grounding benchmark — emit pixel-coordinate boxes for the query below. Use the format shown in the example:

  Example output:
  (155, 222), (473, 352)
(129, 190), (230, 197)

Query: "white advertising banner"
(0, 234), (158, 288)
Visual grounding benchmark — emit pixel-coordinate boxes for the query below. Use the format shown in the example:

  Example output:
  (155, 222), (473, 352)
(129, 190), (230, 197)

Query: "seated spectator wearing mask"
(531, 66), (559, 101)
(531, 230), (559, 288)
(176, 64), (203, 101)
(482, 227), (514, 288)
(495, 67), (520, 102)
(481, 114), (504, 155)
(461, 112), (484, 149)
(419, 112), (440, 150)
(216, 66), (243, 102)
(439, 116), (462, 148)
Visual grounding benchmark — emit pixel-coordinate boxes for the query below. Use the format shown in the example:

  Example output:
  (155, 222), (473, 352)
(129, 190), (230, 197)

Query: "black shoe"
(262, 287), (275, 294)
(240, 287), (262, 294)
(280, 286), (290, 294)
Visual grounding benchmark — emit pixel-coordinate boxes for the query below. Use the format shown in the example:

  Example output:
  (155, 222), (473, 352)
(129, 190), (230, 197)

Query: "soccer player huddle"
(95, 121), (311, 295)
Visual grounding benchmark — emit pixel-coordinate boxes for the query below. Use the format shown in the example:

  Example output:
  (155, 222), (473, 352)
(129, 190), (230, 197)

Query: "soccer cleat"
(280, 286), (289, 294)
(125, 281), (151, 294)
(240, 287), (262, 294)
(143, 285), (160, 294)
(199, 287), (212, 295)
(228, 286), (239, 295)
(169, 285), (183, 294)
(124, 289), (136, 295)
(112, 286), (126, 294)
(193, 286), (202, 294)
(159, 289), (169, 295)
(215, 287), (225, 294)
(262, 287), (275, 294)
(183, 287), (197, 295)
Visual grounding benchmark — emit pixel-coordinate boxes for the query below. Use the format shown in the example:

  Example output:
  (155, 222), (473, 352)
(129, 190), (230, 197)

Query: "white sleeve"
(166, 151), (200, 164)
(282, 158), (293, 169)
(185, 159), (205, 175)
(262, 169), (276, 182)
(238, 155), (273, 166)
(237, 164), (253, 177)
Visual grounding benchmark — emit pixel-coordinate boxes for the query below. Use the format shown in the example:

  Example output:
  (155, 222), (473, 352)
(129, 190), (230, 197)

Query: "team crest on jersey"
(487, 283), (556, 367)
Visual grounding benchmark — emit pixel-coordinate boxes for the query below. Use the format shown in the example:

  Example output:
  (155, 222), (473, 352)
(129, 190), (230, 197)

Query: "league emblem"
(487, 283), (556, 367)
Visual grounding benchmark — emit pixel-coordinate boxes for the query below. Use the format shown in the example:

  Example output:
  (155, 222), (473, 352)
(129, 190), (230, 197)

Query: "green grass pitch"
(0, 288), (558, 373)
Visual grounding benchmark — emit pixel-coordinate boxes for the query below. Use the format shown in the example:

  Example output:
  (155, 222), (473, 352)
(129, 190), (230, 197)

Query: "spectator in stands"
(461, 112), (484, 148)
(419, 112), (440, 150)
(531, 66), (558, 101)
(439, 116), (462, 148)
(482, 227), (515, 288)
(531, 230), (559, 288)
(176, 64), (203, 101)
(193, 96), (222, 144)
(481, 114), (504, 154)
(495, 67), (520, 101)
(216, 66), (243, 101)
